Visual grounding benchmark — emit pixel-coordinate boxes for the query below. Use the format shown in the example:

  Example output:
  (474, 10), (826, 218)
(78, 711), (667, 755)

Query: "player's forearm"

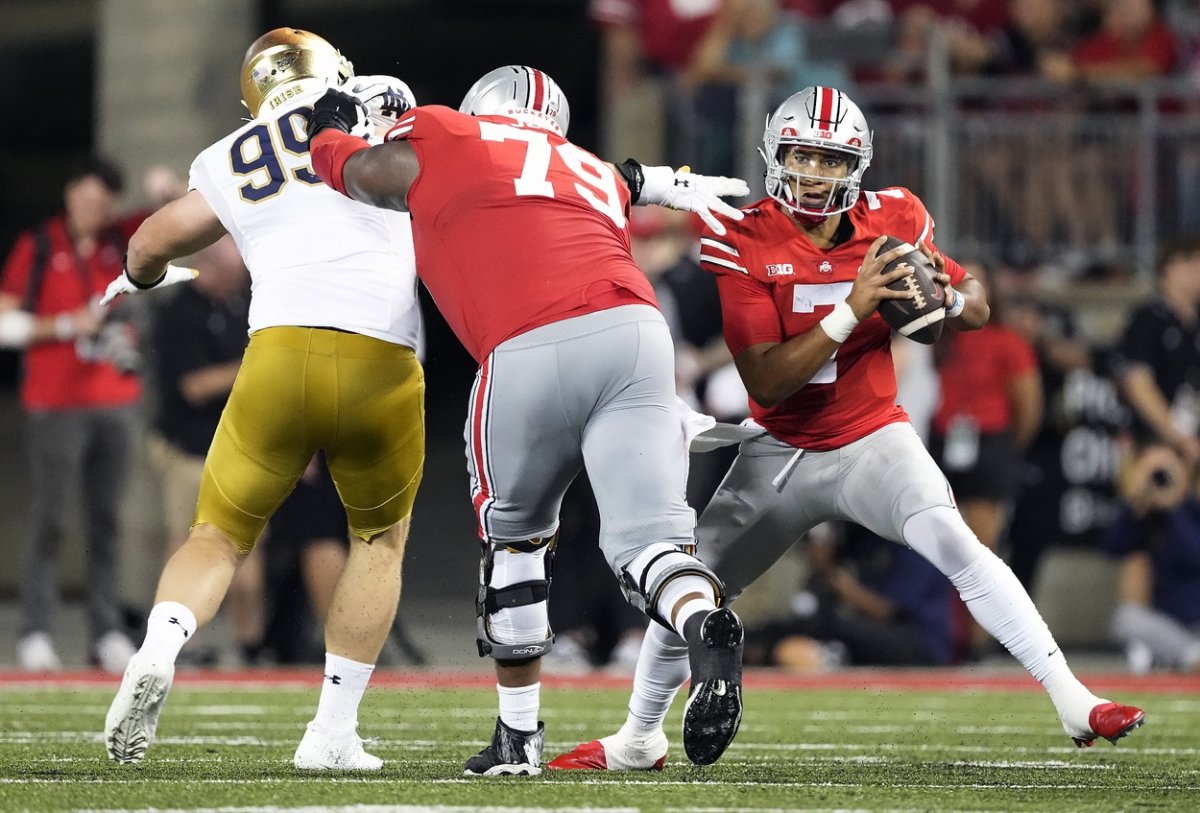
(310, 131), (413, 212)
(946, 276), (989, 331)
(736, 332), (841, 407)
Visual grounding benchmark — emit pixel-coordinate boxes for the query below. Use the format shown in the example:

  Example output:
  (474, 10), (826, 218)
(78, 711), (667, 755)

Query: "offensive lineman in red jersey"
(306, 66), (752, 774)
(549, 85), (1145, 772)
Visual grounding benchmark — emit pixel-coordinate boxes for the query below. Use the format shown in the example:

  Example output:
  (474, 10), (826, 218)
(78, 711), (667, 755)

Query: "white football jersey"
(189, 85), (420, 348)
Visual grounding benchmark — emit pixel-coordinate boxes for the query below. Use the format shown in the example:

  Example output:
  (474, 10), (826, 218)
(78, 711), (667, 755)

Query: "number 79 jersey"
(385, 105), (657, 362)
(189, 87), (419, 347)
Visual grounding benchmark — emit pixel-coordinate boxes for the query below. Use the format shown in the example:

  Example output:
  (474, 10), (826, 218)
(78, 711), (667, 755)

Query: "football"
(875, 235), (945, 344)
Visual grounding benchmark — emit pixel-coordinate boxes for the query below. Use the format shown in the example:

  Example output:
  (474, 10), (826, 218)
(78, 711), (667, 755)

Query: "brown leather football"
(876, 236), (945, 345)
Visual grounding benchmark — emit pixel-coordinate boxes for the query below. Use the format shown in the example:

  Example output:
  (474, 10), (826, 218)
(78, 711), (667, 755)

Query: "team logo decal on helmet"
(239, 28), (354, 118)
(459, 66), (571, 137)
(759, 86), (873, 218)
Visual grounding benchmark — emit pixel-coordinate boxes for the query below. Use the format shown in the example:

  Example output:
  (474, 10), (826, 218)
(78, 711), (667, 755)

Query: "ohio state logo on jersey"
(818, 261), (833, 275)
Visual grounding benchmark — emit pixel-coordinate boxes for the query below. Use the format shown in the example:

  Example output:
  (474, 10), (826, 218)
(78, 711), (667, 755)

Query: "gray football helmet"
(459, 65), (570, 137)
(760, 86), (873, 217)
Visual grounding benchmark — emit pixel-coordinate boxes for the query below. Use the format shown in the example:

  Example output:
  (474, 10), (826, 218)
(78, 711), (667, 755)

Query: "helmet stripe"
(531, 69), (546, 113)
(818, 86), (833, 127)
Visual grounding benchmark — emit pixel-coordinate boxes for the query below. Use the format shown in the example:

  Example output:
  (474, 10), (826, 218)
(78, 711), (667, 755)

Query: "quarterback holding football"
(550, 85), (1144, 772)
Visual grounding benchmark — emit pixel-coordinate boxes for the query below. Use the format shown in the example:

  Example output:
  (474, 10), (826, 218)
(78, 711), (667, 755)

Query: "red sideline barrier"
(1, 667), (1197, 693)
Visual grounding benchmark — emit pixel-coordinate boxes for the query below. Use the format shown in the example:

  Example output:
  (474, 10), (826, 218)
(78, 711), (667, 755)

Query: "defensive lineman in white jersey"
(102, 28), (425, 771)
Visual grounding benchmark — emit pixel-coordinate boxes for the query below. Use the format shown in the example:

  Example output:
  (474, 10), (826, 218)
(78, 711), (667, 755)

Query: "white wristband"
(819, 301), (859, 343)
(945, 286), (966, 319)
(637, 164), (676, 206)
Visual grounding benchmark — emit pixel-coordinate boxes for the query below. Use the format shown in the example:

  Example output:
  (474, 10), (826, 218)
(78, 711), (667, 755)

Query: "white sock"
(311, 653), (374, 735)
(949, 552), (1103, 734)
(625, 622), (689, 735)
(655, 574), (717, 636)
(498, 682), (540, 733)
(139, 602), (197, 664)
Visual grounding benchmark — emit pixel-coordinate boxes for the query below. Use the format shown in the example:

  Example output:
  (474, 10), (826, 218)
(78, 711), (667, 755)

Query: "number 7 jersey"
(188, 86), (420, 347)
(384, 105), (657, 362)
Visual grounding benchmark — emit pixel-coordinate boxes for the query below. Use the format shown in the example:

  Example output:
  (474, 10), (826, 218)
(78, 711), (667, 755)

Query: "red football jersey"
(699, 188), (966, 451)
(387, 105), (657, 362)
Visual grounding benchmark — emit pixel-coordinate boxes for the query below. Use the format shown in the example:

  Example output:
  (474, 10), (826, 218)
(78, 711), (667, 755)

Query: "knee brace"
(475, 533), (558, 662)
(618, 542), (726, 628)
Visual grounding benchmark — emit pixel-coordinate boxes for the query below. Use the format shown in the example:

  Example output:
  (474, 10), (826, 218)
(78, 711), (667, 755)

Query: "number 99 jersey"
(385, 105), (657, 362)
(188, 85), (420, 348)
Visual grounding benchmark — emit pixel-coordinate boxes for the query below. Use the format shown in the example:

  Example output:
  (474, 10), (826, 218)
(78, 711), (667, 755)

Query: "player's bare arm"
(918, 241), (990, 331)
(126, 191), (226, 284)
(735, 238), (916, 406)
(341, 140), (420, 212)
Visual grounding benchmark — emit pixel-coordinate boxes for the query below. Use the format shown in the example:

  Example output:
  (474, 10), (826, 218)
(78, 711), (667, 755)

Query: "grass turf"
(0, 672), (1195, 812)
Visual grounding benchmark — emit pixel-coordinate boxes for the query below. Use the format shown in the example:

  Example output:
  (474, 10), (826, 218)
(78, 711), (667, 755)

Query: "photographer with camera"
(1102, 441), (1200, 673)
(0, 157), (142, 672)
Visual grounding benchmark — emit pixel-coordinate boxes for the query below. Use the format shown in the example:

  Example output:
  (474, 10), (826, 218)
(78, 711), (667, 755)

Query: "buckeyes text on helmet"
(760, 86), (873, 218)
(240, 28), (354, 118)
(459, 66), (571, 137)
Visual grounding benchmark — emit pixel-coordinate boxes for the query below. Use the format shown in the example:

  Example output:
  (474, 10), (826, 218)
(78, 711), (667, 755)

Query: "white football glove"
(342, 74), (416, 143)
(638, 165), (749, 236)
(99, 264), (197, 306)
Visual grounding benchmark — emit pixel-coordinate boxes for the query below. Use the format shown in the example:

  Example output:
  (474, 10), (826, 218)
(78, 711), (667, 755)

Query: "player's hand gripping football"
(99, 264), (198, 306)
(919, 240), (964, 318)
(639, 165), (750, 236)
(844, 236), (916, 321)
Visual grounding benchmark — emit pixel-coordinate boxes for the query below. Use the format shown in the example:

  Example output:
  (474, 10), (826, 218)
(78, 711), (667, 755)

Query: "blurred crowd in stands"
(2, 0), (1200, 676)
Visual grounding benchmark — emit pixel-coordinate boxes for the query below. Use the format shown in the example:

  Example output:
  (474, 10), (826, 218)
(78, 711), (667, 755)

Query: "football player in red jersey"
(548, 85), (1145, 772)
(307, 66), (753, 774)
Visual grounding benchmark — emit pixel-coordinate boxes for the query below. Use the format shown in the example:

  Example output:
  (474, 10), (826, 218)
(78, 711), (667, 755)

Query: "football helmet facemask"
(760, 86), (873, 218)
(459, 66), (570, 137)
(240, 28), (354, 118)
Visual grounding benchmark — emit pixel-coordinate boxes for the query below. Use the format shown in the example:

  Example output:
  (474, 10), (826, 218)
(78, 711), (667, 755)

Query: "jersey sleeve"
(187, 148), (237, 238)
(894, 188), (967, 286)
(698, 225), (748, 277)
(716, 271), (783, 356)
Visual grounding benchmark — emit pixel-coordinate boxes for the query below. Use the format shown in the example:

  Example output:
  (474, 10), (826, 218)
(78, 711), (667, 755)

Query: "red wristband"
(310, 130), (370, 196)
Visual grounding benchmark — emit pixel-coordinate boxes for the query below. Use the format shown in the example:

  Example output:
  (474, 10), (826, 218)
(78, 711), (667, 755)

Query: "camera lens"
(1151, 468), (1173, 488)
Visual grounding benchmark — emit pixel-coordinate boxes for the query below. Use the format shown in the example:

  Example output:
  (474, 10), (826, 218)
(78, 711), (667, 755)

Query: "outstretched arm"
(307, 88), (420, 212)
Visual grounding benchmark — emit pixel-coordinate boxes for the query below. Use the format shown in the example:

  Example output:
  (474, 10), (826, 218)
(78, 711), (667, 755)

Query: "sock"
(498, 682), (540, 733)
(625, 621), (689, 735)
(948, 552), (1103, 735)
(311, 653), (374, 735)
(139, 602), (197, 664)
(655, 574), (717, 636)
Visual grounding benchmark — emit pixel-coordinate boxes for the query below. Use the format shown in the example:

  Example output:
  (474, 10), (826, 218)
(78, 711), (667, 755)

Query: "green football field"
(0, 670), (1196, 812)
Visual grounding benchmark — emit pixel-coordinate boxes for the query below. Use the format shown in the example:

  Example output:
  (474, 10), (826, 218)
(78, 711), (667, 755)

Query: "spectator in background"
(0, 157), (141, 673)
(1116, 239), (1200, 465)
(685, 0), (852, 175)
(743, 523), (954, 669)
(879, 0), (1010, 83)
(930, 261), (1042, 658)
(589, 0), (720, 166)
(1003, 273), (1126, 591)
(147, 235), (260, 666)
(1102, 441), (1200, 673)
(931, 261), (1043, 555)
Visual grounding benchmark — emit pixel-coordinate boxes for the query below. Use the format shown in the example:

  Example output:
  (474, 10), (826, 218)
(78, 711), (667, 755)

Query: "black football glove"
(307, 88), (367, 140)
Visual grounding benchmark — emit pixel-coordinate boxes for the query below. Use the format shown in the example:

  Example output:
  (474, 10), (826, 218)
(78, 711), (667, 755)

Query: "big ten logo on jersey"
(229, 105), (319, 203)
(766, 263), (794, 277)
(792, 281), (852, 384)
(478, 121), (626, 229)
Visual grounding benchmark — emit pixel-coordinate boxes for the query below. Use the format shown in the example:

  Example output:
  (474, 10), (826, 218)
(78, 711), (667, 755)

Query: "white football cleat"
(548, 726), (668, 771)
(105, 655), (174, 764)
(17, 632), (62, 672)
(294, 722), (383, 771)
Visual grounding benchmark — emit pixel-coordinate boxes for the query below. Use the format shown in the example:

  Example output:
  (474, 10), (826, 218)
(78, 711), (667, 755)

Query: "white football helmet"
(459, 66), (570, 137)
(760, 86), (873, 217)
(240, 28), (354, 118)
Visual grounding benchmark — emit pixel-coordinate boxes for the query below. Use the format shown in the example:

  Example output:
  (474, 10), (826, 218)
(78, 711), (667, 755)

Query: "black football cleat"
(682, 607), (744, 766)
(464, 717), (544, 776)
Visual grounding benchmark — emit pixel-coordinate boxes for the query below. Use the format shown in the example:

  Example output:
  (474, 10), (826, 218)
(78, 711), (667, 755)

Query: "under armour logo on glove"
(325, 674), (342, 685)
(168, 617), (189, 639)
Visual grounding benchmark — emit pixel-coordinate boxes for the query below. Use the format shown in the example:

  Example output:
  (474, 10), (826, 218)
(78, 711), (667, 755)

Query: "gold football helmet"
(239, 28), (353, 118)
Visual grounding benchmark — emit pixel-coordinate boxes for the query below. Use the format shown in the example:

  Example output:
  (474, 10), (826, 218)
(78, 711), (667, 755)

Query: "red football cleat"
(1072, 702), (1145, 747)
(547, 738), (667, 771)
